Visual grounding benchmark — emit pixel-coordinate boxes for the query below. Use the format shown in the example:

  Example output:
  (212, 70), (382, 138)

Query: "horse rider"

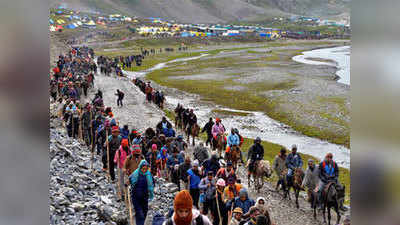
(226, 128), (240, 162)
(187, 109), (197, 134)
(247, 137), (264, 180)
(317, 153), (342, 210)
(211, 118), (225, 149)
(285, 144), (303, 187)
(201, 118), (214, 147)
(156, 116), (172, 136)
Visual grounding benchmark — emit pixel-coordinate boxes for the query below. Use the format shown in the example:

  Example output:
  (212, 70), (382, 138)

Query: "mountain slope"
(52, 0), (349, 23)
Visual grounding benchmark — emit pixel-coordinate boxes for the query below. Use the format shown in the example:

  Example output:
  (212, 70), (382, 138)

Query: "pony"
(226, 145), (241, 170)
(312, 182), (345, 225)
(213, 133), (226, 159)
(283, 168), (305, 208)
(186, 123), (200, 146)
(247, 160), (272, 192)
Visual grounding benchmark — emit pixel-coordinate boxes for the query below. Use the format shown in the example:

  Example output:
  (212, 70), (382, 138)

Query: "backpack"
(120, 92), (125, 99)
(166, 215), (204, 225)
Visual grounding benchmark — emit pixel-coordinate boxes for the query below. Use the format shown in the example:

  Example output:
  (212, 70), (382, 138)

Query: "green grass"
(146, 45), (349, 147)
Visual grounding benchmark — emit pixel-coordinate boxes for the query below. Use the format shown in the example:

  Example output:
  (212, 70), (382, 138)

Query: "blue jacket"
(120, 128), (130, 139)
(187, 169), (201, 189)
(227, 134), (240, 147)
(226, 189), (255, 214)
(129, 160), (154, 201)
(166, 154), (184, 169)
(285, 153), (303, 170)
(319, 160), (339, 183)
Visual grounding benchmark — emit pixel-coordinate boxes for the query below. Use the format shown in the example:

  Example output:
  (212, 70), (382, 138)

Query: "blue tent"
(49, 19), (54, 24)
(181, 32), (190, 37)
(259, 33), (267, 37)
(66, 24), (77, 29)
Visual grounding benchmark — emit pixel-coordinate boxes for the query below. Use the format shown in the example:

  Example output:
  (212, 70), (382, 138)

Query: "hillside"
(51, 0), (349, 23)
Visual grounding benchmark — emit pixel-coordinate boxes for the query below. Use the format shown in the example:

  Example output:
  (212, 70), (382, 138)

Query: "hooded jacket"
(129, 160), (154, 201)
(162, 208), (212, 225)
(227, 189), (255, 214)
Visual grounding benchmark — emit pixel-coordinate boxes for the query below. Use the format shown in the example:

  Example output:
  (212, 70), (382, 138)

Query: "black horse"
(312, 182), (345, 225)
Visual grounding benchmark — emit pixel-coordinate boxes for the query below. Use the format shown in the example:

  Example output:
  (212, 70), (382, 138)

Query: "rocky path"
(92, 71), (340, 225)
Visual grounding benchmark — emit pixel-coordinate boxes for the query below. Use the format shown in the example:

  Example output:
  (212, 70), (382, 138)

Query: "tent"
(66, 24), (77, 29)
(181, 32), (190, 37)
(49, 26), (56, 32)
(49, 19), (54, 25)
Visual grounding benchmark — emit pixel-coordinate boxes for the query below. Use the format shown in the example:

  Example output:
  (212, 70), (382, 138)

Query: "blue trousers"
(132, 196), (148, 225)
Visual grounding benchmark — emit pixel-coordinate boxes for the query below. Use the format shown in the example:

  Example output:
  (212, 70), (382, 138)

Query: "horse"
(186, 123), (200, 146)
(283, 168), (305, 208)
(213, 133), (226, 159)
(247, 160), (272, 192)
(312, 182), (345, 225)
(226, 145), (241, 170)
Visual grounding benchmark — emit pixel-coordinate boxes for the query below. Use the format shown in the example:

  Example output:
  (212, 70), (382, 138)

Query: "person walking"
(114, 139), (131, 198)
(163, 190), (212, 225)
(129, 160), (154, 225)
(187, 160), (202, 209)
(116, 89), (124, 107)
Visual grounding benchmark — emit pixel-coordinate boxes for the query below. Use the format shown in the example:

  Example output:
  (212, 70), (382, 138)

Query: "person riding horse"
(317, 153), (343, 210)
(201, 118), (214, 147)
(226, 128), (242, 164)
(285, 144), (303, 187)
(156, 117), (174, 137)
(211, 118), (225, 149)
(247, 137), (264, 179)
(186, 109), (197, 135)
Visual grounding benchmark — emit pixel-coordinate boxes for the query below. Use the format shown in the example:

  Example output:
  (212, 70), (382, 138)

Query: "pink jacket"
(212, 123), (225, 138)
(114, 146), (131, 169)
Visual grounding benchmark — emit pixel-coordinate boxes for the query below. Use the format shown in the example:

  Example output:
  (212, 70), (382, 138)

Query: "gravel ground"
(92, 71), (344, 225)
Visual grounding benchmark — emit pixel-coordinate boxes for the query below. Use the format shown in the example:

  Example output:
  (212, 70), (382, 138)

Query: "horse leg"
(192, 135), (195, 146)
(295, 189), (299, 208)
(323, 204), (327, 223)
(335, 204), (341, 225)
(328, 205), (331, 225)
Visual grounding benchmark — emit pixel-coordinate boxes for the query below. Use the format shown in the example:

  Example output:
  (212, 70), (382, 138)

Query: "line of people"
(133, 78), (166, 108)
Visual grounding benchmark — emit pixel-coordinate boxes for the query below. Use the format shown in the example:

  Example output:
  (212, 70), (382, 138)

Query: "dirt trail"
(93, 71), (339, 225)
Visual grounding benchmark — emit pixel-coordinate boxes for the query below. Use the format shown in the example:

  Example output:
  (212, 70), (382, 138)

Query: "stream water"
(123, 51), (350, 169)
(292, 46), (351, 85)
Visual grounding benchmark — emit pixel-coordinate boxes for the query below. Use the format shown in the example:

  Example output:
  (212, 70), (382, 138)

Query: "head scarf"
(173, 190), (193, 225)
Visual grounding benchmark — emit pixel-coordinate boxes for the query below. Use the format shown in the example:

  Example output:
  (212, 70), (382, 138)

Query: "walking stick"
(116, 153), (122, 199)
(90, 112), (94, 171)
(106, 129), (111, 182)
(127, 185), (134, 225)
(79, 116), (83, 142)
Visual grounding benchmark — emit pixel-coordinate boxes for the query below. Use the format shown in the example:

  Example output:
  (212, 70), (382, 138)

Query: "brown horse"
(247, 160), (272, 192)
(283, 168), (305, 208)
(214, 134), (226, 159)
(186, 123), (200, 146)
(227, 145), (241, 170)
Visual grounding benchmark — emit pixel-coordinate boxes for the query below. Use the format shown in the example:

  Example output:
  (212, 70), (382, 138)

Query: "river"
(292, 46), (351, 85)
(123, 53), (350, 169)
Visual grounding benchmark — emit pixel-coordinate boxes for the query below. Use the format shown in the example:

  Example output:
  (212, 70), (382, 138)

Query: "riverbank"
(141, 41), (350, 147)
